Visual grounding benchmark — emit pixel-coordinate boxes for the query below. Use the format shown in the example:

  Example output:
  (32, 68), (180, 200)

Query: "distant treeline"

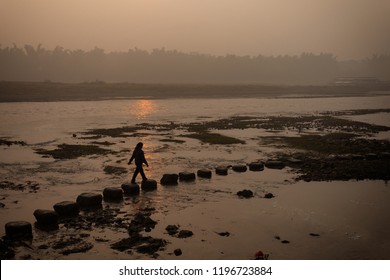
(0, 45), (389, 85)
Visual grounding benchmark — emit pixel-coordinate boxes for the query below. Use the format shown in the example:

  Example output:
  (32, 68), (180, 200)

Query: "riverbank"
(1, 81), (390, 102)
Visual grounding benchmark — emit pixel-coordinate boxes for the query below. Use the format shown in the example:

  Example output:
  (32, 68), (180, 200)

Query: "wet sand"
(1, 92), (390, 260)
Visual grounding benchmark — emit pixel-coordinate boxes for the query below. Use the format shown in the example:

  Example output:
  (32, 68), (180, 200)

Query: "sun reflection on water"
(129, 100), (157, 119)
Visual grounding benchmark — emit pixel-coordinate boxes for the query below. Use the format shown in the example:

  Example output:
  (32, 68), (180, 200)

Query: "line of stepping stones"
(4, 161), (285, 240)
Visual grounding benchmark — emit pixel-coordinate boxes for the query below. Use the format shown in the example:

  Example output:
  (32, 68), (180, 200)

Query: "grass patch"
(36, 144), (111, 159)
(184, 132), (245, 145)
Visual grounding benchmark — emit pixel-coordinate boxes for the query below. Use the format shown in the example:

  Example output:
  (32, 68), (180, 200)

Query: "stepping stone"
(141, 179), (158, 191)
(174, 248), (182, 256)
(255, 250), (267, 260)
(160, 174), (179, 185)
(33, 209), (58, 224)
(5, 221), (33, 239)
(264, 193), (274, 199)
(197, 169), (212, 178)
(232, 165), (247, 172)
(166, 225), (180, 235)
(76, 193), (103, 209)
(249, 162), (264, 171)
(121, 183), (140, 196)
(33, 209), (59, 230)
(178, 230), (193, 238)
(53, 201), (79, 217)
(265, 160), (285, 169)
(237, 189), (254, 198)
(179, 172), (196, 182)
(215, 166), (228, 176)
(103, 187), (124, 202)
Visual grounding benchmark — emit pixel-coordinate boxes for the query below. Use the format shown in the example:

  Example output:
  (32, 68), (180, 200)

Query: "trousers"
(131, 165), (147, 183)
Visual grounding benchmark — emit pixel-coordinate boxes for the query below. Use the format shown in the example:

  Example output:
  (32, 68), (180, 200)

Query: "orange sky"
(1, 0), (389, 59)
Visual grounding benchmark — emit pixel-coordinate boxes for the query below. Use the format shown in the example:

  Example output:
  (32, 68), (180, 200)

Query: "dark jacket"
(129, 148), (148, 167)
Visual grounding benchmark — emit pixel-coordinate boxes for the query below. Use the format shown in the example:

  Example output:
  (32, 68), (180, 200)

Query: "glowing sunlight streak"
(129, 100), (157, 119)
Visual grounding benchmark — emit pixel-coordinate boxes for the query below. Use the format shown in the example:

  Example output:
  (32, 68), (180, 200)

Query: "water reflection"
(129, 100), (157, 119)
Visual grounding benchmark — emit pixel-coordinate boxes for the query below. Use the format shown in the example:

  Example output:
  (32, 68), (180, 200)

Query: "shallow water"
(0, 95), (389, 259)
(153, 180), (390, 260)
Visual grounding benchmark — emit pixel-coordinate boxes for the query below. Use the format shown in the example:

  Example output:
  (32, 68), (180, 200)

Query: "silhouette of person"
(128, 142), (149, 183)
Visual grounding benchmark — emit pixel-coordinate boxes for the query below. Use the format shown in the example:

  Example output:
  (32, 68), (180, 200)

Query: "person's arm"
(128, 152), (135, 165)
(142, 152), (149, 167)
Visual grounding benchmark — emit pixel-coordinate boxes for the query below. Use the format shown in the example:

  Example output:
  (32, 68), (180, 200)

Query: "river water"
(0, 95), (389, 259)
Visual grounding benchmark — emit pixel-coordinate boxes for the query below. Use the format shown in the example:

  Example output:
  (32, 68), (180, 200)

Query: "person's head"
(136, 142), (143, 149)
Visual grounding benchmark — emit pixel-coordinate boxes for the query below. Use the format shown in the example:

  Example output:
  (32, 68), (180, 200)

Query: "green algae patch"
(36, 144), (111, 159)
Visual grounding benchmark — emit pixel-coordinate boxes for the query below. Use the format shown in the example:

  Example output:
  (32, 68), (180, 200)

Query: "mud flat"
(1, 96), (390, 259)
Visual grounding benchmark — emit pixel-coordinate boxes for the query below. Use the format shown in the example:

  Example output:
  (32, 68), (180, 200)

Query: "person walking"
(128, 142), (149, 183)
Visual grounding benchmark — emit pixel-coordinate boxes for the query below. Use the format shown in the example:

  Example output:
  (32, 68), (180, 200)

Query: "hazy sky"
(1, 0), (389, 60)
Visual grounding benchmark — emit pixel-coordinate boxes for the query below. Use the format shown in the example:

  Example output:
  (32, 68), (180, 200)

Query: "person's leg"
(131, 167), (140, 183)
(139, 166), (147, 181)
